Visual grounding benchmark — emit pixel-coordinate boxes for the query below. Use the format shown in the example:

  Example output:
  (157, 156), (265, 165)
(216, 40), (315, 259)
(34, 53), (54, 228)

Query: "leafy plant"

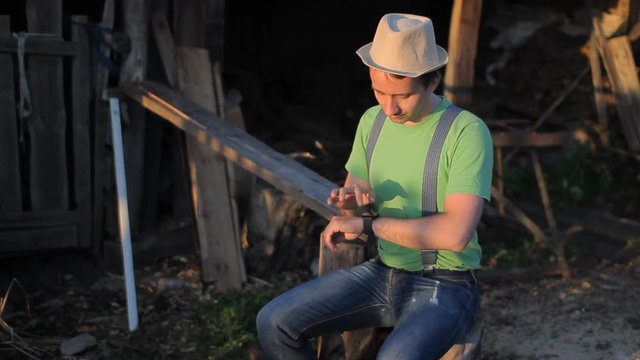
(545, 145), (612, 207)
(483, 235), (541, 268)
(197, 287), (279, 360)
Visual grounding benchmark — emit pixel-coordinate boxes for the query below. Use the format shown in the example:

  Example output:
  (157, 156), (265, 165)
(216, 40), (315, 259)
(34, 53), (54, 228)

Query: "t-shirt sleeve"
(445, 116), (493, 201)
(345, 107), (377, 182)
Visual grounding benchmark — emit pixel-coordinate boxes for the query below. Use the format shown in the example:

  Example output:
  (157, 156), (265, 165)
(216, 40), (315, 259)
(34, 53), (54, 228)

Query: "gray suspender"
(365, 105), (462, 268)
(422, 105), (462, 215)
(365, 109), (387, 175)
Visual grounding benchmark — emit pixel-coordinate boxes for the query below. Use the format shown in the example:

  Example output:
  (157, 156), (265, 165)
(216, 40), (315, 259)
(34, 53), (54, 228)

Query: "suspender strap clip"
(421, 250), (438, 269)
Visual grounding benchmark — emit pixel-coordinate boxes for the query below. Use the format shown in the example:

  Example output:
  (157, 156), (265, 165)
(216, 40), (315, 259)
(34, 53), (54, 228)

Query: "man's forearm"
(371, 214), (471, 252)
(370, 193), (485, 252)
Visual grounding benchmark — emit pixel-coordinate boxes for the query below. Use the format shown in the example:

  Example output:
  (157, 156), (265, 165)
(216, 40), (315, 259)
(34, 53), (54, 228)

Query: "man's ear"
(431, 71), (442, 90)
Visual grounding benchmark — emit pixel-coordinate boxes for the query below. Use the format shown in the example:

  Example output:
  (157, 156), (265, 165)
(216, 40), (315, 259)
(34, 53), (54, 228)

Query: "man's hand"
(326, 185), (375, 216)
(321, 216), (365, 252)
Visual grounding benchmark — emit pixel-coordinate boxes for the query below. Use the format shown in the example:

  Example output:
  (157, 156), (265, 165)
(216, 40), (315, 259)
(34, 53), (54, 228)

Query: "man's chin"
(389, 116), (407, 124)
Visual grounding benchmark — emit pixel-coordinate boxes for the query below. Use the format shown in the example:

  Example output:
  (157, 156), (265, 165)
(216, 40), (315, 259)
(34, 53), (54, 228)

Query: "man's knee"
(256, 301), (278, 337)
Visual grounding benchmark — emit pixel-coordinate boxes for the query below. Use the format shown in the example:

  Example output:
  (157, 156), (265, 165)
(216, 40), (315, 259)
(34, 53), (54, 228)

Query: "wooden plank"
(0, 227), (77, 253)
(150, 8), (193, 224)
(491, 131), (569, 147)
(92, 0), (115, 255)
(120, 0), (148, 83)
(530, 151), (570, 279)
(26, 0), (68, 210)
(0, 211), (79, 229)
(0, 35), (77, 56)
(121, 81), (338, 219)
(519, 202), (640, 243)
(0, 16), (22, 211)
(444, 0), (483, 106)
(71, 15), (92, 248)
(440, 321), (484, 360)
(151, 12), (178, 87)
(211, 61), (246, 282)
(589, 34), (610, 144)
(176, 46), (246, 289)
(593, 18), (640, 151)
(604, 34), (640, 151)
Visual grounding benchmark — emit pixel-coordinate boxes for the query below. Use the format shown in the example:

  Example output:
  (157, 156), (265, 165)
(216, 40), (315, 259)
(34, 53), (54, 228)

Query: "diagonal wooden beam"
(120, 81), (339, 220)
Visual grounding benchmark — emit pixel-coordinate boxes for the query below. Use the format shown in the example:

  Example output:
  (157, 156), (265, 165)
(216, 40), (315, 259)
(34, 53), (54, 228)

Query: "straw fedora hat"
(356, 13), (448, 77)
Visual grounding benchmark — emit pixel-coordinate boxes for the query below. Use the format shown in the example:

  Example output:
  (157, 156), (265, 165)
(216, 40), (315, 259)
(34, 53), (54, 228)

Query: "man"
(257, 13), (493, 359)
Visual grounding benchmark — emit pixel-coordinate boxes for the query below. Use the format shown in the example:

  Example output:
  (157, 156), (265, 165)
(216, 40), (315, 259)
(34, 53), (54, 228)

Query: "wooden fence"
(0, 2), (91, 254)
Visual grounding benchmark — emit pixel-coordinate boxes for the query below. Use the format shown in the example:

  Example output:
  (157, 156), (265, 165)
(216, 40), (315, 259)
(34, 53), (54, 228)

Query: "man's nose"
(381, 97), (400, 116)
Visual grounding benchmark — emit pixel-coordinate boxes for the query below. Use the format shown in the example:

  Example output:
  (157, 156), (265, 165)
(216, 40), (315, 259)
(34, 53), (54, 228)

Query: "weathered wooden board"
(151, 12), (177, 87)
(0, 35), (77, 56)
(0, 16), (21, 212)
(26, 0), (68, 210)
(120, 81), (339, 219)
(593, 18), (640, 151)
(492, 131), (570, 147)
(92, 0), (115, 254)
(176, 46), (246, 289)
(71, 15), (92, 248)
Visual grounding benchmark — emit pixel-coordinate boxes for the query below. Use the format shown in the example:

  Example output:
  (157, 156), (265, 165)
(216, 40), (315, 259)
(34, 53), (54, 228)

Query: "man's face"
(369, 68), (436, 125)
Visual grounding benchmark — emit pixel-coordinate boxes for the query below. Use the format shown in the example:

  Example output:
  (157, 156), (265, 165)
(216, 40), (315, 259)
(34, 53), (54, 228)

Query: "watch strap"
(361, 215), (378, 240)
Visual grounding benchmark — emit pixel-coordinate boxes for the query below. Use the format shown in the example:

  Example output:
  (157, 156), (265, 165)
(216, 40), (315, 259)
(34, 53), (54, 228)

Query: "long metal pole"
(109, 97), (139, 331)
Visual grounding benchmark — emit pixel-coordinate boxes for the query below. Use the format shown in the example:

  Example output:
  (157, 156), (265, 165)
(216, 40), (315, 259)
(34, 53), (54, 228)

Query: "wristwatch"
(361, 214), (379, 240)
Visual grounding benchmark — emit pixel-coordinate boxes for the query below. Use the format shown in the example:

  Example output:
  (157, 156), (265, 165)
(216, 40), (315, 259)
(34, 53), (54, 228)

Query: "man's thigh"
(377, 275), (479, 360)
(260, 259), (395, 339)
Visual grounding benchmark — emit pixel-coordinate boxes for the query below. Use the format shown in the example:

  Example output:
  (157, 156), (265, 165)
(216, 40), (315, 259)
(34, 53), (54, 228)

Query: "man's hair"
(387, 70), (441, 88)
(417, 70), (441, 88)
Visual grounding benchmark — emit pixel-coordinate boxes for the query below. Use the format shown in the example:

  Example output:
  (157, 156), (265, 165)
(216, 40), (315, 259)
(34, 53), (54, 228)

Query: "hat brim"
(356, 42), (449, 77)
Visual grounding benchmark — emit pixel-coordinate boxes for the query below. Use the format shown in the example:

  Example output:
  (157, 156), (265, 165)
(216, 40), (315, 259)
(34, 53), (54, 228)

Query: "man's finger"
(362, 191), (375, 205)
(353, 185), (364, 207)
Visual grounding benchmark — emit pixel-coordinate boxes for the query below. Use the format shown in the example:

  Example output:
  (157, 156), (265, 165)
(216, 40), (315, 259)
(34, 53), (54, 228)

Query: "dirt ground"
(1, 253), (639, 359)
(480, 260), (640, 360)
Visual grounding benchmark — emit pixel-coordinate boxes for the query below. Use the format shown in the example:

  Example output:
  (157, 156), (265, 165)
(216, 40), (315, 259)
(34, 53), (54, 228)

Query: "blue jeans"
(256, 258), (479, 360)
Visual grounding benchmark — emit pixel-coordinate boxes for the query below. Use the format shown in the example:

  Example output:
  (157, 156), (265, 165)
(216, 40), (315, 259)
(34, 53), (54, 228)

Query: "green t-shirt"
(345, 98), (493, 271)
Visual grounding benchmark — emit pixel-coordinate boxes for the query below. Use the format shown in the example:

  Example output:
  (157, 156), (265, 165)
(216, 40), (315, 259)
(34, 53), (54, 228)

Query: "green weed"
(197, 287), (280, 360)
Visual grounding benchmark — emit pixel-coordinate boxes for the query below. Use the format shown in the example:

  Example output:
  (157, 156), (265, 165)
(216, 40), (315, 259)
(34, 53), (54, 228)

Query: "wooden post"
(149, 11), (193, 223)
(71, 15), (92, 248)
(588, 34), (610, 145)
(318, 239), (370, 359)
(119, 0), (149, 234)
(176, 46), (246, 290)
(26, 0), (68, 210)
(530, 151), (570, 279)
(592, 13), (640, 151)
(92, 0), (115, 255)
(0, 16), (22, 212)
(444, 0), (483, 106)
